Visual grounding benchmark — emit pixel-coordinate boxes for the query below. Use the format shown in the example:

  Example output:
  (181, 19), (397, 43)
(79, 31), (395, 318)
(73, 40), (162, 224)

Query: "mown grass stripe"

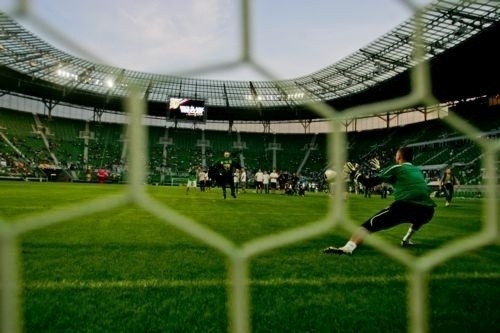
(24, 272), (500, 290)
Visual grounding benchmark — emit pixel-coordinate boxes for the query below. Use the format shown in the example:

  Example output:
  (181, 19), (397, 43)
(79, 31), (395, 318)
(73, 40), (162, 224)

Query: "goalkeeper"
(324, 147), (436, 255)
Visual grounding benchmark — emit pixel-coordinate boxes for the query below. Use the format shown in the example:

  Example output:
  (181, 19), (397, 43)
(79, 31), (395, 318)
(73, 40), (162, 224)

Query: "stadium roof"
(0, 0), (499, 121)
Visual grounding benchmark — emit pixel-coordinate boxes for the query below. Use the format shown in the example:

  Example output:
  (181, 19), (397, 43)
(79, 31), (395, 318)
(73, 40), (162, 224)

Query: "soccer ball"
(324, 169), (337, 183)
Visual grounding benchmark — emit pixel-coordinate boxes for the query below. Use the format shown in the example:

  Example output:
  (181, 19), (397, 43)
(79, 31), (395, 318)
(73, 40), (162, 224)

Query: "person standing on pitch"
(215, 151), (240, 199)
(254, 169), (264, 194)
(239, 167), (247, 193)
(269, 169), (279, 193)
(186, 165), (198, 194)
(198, 167), (207, 192)
(440, 167), (460, 207)
(323, 147), (436, 255)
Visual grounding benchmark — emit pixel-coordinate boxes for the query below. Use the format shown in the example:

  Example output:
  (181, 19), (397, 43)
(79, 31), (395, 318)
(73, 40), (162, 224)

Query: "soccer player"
(323, 147), (436, 255)
(262, 170), (270, 194)
(233, 168), (240, 194)
(214, 151), (240, 199)
(198, 167), (207, 192)
(186, 165), (198, 194)
(439, 167), (460, 206)
(269, 169), (279, 193)
(97, 168), (108, 184)
(254, 169), (264, 194)
(239, 167), (247, 193)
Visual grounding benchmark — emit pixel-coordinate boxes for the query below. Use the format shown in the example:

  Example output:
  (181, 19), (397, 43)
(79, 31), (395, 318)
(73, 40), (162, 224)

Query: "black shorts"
(361, 201), (434, 233)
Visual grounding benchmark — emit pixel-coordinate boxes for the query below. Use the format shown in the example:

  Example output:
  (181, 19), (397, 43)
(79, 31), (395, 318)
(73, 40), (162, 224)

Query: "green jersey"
(188, 168), (197, 181)
(377, 162), (435, 207)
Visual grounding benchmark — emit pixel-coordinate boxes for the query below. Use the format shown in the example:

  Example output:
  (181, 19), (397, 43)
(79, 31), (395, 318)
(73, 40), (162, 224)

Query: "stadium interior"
(0, 1), (499, 332)
(0, 100), (497, 193)
(0, 0), (499, 191)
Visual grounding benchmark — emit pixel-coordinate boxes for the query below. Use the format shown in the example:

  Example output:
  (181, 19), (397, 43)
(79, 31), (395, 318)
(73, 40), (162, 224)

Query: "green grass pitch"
(1, 181), (498, 332)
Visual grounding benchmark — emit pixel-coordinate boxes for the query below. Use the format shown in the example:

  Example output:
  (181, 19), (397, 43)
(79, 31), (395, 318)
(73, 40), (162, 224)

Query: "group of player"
(186, 151), (295, 199)
(187, 147), (460, 256)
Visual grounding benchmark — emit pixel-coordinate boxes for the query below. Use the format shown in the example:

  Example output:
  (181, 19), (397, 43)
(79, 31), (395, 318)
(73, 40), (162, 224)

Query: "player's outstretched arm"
(357, 175), (382, 188)
(344, 161), (382, 188)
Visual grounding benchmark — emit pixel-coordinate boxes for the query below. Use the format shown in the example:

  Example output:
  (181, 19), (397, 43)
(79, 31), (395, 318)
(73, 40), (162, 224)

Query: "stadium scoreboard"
(168, 98), (207, 123)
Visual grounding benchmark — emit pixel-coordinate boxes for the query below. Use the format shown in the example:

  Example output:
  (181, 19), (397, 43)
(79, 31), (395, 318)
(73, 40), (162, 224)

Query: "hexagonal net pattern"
(0, 1), (498, 333)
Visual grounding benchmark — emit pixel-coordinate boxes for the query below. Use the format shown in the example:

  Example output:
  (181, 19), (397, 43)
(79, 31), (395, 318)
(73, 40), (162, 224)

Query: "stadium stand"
(0, 101), (497, 190)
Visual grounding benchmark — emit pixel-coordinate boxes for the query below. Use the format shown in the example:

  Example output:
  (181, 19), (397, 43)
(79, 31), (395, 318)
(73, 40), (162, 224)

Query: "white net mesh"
(0, 1), (498, 333)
